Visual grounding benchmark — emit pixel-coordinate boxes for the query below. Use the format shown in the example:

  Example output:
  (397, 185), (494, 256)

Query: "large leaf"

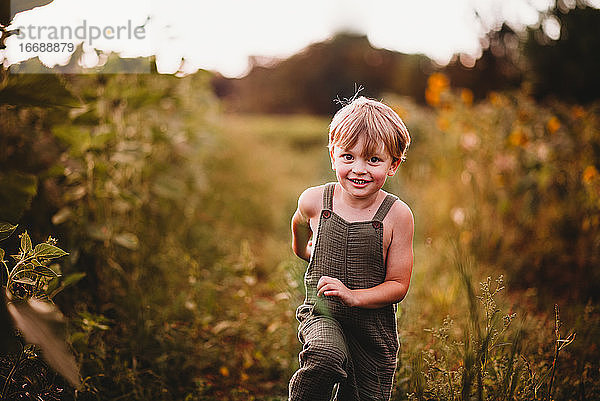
(20, 231), (32, 254)
(0, 172), (38, 222)
(33, 265), (60, 278)
(0, 222), (18, 241)
(6, 293), (81, 388)
(33, 243), (68, 259)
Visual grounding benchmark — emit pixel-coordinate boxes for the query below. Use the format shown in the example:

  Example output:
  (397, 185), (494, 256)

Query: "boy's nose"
(352, 161), (367, 174)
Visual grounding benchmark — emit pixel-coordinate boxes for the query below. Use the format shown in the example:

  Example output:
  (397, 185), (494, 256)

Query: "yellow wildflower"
(488, 91), (501, 106)
(547, 116), (561, 134)
(583, 165), (599, 184)
(428, 73), (449, 91)
(426, 73), (449, 107)
(425, 88), (440, 107)
(461, 89), (473, 106)
(508, 128), (528, 147)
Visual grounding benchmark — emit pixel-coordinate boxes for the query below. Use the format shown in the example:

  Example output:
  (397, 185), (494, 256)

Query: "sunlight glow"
(2, 0), (558, 76)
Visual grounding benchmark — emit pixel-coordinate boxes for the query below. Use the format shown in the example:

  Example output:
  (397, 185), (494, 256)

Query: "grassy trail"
(215, 112), (443, 399)
(216, 112), (474, 398)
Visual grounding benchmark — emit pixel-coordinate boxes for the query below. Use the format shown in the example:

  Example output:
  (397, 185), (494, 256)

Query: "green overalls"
(289, 183), (399, 401)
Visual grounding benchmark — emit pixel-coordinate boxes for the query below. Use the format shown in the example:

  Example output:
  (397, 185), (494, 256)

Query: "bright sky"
(2, 0), (572, 77)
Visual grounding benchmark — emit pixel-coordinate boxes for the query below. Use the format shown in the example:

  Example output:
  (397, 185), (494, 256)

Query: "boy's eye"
(369, 157), (381, 163)
(342, 154), (353, 161)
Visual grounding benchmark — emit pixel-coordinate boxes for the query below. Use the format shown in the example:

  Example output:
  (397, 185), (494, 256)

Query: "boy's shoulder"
(383, 191), (414, 227)
(297, 183), (328, 219)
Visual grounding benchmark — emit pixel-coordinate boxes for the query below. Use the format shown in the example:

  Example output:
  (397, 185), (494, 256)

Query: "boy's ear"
(387, 158), (401, 176)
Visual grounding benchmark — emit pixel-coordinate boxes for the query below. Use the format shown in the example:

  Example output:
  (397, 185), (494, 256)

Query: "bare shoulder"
(297, 184), (326, 220)
(386, 197), (414, 234)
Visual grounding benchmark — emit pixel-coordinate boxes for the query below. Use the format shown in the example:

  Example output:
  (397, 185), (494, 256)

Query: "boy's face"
(329, 136), (401, 200)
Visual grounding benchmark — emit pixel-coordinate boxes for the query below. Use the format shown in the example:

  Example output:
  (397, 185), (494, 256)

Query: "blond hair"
(328, 96), (410, 163)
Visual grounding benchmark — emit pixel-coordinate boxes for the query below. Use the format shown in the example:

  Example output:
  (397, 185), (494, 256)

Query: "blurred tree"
(213, 30), (528, 115)
(213, 33), (431, 115)
(525, 2), (600, 103)
(444, 24), (524, 100)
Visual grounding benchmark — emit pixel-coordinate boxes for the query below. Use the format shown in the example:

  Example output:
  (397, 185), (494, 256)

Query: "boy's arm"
(317, 201), (414, 309)
(291, 187), (319, 262)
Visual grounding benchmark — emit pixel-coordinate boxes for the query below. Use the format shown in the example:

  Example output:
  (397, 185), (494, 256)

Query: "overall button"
(322, 210), (331, 219)
(372, 221), (382, 229)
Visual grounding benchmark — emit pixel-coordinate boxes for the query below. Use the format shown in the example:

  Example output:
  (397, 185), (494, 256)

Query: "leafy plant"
(404, 260), (575, 401)
(1, 221), (82, 399)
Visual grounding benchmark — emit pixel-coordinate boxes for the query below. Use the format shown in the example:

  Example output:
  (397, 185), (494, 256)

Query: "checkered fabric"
(289, 183), (399, 401)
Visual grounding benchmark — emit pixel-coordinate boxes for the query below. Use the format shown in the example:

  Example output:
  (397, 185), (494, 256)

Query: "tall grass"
(397, 245), (578, 401)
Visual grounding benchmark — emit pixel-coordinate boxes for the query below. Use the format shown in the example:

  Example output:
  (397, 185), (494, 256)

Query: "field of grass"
(2, 72), (599, 400)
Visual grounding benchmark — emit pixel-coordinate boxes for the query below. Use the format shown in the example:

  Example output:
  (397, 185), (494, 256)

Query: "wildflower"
(425, 88), (440, 107)
(583, 165), (599, 184)
(428, 73), (449, 92)
(488, 91), (502, 106)
(547, 116), (561, 134)
(535, 143), (550, 162)
(460, 88), (473, 106)
(426, 73), (449, 107)
(508, 128), (528, 147)
(451, 208), (466, 226)
(184, 300), (196, 310)
(460, 132), (479, 151)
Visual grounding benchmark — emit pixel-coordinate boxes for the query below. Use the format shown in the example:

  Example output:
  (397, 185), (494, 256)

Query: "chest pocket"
(345, 222), (386, 290)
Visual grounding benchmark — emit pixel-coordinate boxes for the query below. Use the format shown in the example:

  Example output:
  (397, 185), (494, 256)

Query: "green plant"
(1, 221), (81, 400)
(2, 225), (69, 301)
(402, 252), (576, 401)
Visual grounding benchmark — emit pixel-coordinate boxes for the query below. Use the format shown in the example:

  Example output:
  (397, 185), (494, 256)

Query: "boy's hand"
(317, 276), (357, 307)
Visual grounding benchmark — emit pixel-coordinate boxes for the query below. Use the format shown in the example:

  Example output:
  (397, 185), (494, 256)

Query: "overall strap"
(373, 194), (398, 222)
(322, 182), (335, 210)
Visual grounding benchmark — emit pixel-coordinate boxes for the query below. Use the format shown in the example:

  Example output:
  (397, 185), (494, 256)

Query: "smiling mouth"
(349, 179), (370, 185)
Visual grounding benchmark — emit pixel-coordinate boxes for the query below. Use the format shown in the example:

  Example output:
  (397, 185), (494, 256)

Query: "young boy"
(289, 96), (414, 401)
